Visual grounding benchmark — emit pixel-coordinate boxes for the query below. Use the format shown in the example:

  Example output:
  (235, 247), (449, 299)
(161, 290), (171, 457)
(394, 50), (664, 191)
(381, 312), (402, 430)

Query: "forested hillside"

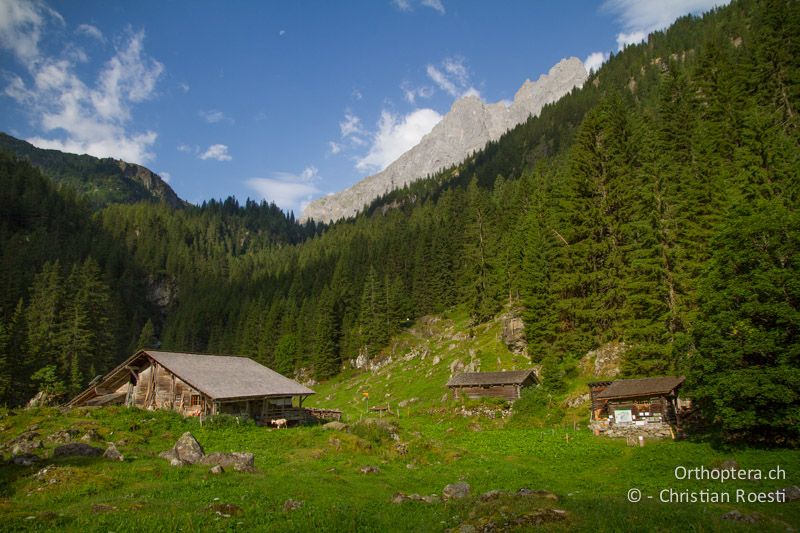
(0, 0), (797, 443)
(0, 133), (184, 209)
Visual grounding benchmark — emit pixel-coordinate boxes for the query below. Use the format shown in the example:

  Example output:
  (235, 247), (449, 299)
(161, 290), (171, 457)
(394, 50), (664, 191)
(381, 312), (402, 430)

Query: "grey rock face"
(301, 57), (587, 223)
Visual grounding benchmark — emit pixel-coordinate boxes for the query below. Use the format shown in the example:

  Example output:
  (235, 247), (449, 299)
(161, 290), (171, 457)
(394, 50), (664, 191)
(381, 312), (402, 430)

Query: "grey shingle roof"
(144, 350), (315, 400)
(594, 376), (684, 400)
(447, 369), (536, 387)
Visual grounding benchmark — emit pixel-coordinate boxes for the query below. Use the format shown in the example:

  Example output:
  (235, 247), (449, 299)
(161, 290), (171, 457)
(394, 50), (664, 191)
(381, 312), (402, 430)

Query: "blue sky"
(0, 0), (724, 214)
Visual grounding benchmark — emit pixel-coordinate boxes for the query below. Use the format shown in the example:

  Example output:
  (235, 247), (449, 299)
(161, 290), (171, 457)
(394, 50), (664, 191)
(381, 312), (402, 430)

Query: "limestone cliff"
(301, 57), (588, 223)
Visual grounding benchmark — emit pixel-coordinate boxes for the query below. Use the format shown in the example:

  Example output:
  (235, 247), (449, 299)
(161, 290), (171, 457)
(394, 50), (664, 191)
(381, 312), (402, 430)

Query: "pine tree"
(136, 319), (157, 350)
(25, 261), (64, 377)
(313, 286), (340, 378)
(462, 178), (500, 324)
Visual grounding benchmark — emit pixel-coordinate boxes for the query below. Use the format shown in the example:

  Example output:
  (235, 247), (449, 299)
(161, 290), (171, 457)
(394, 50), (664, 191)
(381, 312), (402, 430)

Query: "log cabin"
(588, 376), (685, 434)
(69, 350), (315, 424)
(447, 369), (537, 401)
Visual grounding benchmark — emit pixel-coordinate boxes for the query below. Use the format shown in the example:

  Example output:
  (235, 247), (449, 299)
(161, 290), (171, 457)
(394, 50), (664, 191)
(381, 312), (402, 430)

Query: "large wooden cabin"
(447, 369), (537, 401)
(69, 350), (315, 424)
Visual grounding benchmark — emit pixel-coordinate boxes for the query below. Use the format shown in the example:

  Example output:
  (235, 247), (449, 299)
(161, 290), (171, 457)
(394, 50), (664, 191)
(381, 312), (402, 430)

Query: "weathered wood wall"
(452, 384), (520, 401)
(124, 362), (202, 415)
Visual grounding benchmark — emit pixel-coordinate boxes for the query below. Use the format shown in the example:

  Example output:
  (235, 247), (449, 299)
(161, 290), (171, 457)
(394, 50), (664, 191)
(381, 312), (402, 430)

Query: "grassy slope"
(1, 312), (798, 531)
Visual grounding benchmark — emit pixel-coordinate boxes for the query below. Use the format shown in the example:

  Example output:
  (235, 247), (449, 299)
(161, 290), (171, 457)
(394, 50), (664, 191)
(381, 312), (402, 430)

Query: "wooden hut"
(69, 350), (315, 423)
(447, 370), (537, 401)
(588, 376), (684, 430)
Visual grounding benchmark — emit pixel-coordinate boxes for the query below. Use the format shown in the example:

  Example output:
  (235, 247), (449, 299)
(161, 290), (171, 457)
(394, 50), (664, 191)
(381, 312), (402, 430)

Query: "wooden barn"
(447, 370), (537, 401)
(588, 376), (685, 430)
(69, 350), (315, 423)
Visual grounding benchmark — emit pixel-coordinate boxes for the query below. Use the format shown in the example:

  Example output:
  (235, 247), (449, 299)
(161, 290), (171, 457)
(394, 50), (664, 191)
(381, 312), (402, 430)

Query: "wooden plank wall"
(454, 385), (520, 401)
(130, 362), (199, 414)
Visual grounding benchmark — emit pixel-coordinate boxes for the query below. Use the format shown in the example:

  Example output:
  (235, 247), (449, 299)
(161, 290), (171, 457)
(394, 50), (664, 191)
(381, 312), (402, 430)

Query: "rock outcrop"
(301, 57), (587, 223)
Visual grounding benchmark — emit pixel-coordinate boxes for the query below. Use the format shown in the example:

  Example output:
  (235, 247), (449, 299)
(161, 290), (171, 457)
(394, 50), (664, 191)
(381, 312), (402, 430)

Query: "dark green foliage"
(136, 319), (157, 350)
(690, 202), (800, 445)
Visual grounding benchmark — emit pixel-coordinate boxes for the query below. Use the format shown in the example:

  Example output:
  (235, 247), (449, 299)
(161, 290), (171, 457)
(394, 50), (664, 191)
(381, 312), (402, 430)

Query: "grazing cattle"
(271, 418), (288, 429)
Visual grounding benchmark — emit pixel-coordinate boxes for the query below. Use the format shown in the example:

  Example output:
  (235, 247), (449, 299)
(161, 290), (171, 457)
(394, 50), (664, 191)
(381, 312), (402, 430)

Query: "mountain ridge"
(0, 132), (185, 209)
(301, 57), (588, 223)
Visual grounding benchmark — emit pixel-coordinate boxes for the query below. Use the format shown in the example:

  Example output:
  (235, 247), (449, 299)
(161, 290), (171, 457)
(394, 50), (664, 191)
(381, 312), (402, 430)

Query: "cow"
(270, 418), (288, 429)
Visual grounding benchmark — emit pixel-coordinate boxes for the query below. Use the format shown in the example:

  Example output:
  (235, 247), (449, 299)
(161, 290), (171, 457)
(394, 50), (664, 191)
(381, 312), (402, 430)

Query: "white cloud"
(178, 82), (190, 93)
(392, 0), (445, 14)
(426, 56), (476, 98)
(159, 171), (171, 183)
(198, 109), (232, 124)
(391, 0), (412, 11)
(616, 30), (646, 50)
(279, 29), (286, 36)
(421, 0), (445, 14)
(426, 65), (457, 96)
(0, 0), (63, 63)
(351, 88), (363, 101)
(328, 141), (342, 154)
(246, 165), (321, 213)
(199, 144), (232, 161)
(177, 143), (194, 153)
(356, 108), (442, 173)
(603, 0), (728, 50)
(401, 81), (434, 104)
(584, 51), (609, 73)
(273, 165), (318, 183)
(340, 112), (364, 138)
(76, 23), (104, 42)
(90, 30), (163, 120)
(2, 12), (164, 165)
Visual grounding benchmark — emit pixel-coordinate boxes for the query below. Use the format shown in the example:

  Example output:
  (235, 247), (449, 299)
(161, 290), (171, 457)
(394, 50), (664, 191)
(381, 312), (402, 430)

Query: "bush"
(203, 413), (255, 429)
(510, 386), (565, 427)
(349, 418), (398, 445)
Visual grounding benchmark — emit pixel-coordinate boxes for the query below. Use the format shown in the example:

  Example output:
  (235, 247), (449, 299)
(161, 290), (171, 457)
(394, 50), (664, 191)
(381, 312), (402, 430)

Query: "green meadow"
(1, 310), (798, 532)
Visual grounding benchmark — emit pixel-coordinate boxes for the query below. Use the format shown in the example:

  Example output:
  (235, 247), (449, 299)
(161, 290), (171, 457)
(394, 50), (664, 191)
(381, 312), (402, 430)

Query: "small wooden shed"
(447, 369), (537, 401)
(69, 350), (315, 423)
(589, 376), (684, 428)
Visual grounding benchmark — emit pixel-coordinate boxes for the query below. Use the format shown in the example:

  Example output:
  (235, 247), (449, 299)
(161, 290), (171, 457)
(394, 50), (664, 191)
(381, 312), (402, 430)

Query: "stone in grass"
(80, 429), (101, 442)
(442, 482), (470, 500)
(322, 421), (348, 431)
(53, 443), (103, 458)
(170, 458), (185, 468)
(47, 429), (80, 444)
(721, 510), (760, 523)
(516, 488), (558, 500)
(159, 432), (205, 465)
(359, 465), (380, 474)
(283, 499), (304, 511)
(10, 453), (40, 466)
(199, 452), (255, 473)
(209, 465), (224, 475)
(9, 431), (43, 455)
(103, 442), (124, 461)
(480, 489), (504, 501)
(780, 486), (800, 502)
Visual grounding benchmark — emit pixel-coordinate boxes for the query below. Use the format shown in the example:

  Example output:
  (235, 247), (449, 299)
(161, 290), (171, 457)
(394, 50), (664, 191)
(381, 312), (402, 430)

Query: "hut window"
(190, 394), (201, 406)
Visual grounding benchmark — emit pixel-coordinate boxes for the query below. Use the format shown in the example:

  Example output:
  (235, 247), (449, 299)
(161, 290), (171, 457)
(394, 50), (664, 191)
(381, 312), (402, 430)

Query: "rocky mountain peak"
(301, 57), (587, 223)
